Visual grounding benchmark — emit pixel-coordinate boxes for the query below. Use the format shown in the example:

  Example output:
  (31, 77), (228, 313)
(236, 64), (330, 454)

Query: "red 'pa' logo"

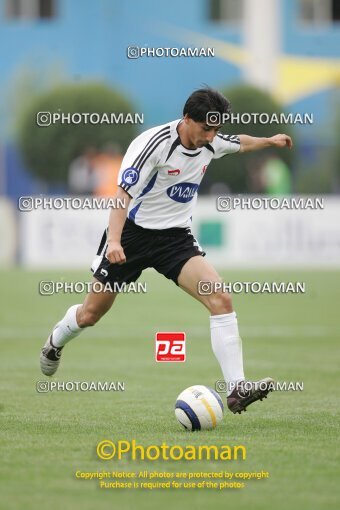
(155, 332), (186, 362)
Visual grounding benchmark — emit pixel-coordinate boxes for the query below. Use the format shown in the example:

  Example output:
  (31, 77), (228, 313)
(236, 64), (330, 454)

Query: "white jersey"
(118, 119), (240, 229)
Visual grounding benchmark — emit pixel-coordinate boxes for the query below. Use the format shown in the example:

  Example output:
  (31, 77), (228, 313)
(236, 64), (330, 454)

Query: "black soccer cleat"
(227, 377), (274, 414)
(40, 334), (64, 376)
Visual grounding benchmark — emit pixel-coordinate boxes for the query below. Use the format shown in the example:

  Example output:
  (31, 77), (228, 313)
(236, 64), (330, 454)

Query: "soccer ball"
(175, 385), (224, 431)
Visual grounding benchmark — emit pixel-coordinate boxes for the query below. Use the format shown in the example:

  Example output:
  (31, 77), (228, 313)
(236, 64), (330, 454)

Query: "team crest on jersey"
(168, 169), (181, 176)
(122, 167), (139, 186)
(166, 182), (199, 203)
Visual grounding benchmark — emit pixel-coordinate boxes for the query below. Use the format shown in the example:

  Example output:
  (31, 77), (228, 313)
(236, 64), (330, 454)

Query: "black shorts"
(91, 218), (205, 287)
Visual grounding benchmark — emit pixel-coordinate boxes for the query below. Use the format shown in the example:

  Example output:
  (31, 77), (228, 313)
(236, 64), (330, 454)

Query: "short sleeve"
(212, 133), (240, 160)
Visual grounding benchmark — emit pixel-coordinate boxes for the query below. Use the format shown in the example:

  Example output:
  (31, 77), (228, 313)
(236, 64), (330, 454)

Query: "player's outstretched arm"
(238, 134), (293, 153)
(106, 187), (131, 265)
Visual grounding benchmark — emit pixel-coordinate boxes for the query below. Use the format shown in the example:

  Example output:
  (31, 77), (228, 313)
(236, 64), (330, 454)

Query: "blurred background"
(0, 0), (340, 268)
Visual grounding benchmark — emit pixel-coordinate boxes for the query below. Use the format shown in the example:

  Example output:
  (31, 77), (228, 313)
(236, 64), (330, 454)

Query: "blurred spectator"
(68, 147), (98, 195)
(92, 143), (122, 197)
(262, 156), (292, 195)
(247, 155), (292, 194)
(246, 156), (268, 193)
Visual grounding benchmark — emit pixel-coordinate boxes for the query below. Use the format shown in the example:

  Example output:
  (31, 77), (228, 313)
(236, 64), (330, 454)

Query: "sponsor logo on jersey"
(168, 168), (181, 176)
(166, 182), (199, 203)
(122, 167), (139, 186)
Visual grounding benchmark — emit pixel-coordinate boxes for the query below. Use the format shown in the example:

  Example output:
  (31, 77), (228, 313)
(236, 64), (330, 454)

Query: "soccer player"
(40, 88), (293, 414)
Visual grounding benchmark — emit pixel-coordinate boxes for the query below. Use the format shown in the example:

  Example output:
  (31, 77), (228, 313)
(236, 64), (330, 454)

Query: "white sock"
(51, 304), (83, 348)
(210, 311), (245, 395)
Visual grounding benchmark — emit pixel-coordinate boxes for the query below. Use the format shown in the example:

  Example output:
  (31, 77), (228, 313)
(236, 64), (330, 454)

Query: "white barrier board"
(19, 196), (340, 268)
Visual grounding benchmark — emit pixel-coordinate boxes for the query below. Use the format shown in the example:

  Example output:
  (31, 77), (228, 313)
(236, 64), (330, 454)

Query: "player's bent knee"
(78, 308), (103, 327)
(207, 291), (233, 315)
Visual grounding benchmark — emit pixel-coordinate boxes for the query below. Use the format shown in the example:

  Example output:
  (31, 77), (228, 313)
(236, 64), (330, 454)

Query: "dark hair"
(183, 87), (231, 122)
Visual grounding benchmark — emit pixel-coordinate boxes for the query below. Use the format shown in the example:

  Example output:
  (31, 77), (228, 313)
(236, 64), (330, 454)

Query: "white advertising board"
(19, 196), (340, 268)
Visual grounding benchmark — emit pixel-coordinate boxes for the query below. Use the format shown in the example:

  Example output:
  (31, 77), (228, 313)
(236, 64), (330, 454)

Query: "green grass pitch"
(0, 268), (339, 510)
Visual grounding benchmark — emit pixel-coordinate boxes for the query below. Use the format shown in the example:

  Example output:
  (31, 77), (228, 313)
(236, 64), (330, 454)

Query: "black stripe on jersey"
(133, 126), (170, 169)
(217, 133), (240, 145)
(165, 136), (181, 162)
(119, 183), (134, 196)
(204, 144), (215, 154)
(182, 151), (202, 157)
(138, 134), (171, 170)
(119, 134), (170, 192)
(218, 133), (239, 139)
